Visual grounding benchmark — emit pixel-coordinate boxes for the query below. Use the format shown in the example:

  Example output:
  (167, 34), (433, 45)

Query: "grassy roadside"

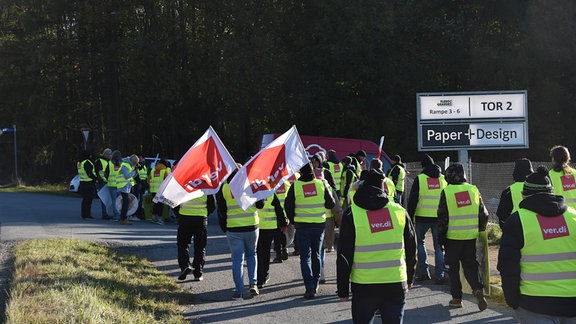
(5, 239), (189, 323)
(0, 183), (74, 196)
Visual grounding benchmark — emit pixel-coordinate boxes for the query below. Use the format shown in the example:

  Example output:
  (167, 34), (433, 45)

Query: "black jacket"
(336, 183), (416, 298)
(497, 193), (576, 316)
(407, 164), (442, 224)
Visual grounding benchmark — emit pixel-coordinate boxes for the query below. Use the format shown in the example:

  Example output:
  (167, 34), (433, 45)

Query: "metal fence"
(402, 161), (555, 223)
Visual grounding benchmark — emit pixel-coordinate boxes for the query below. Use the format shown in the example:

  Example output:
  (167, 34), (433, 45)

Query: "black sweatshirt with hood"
(497, 192), (576, 317)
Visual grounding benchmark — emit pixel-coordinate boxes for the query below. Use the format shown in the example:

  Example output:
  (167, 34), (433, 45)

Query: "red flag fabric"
(229, 125), (309, 210)
(153, 126), (237, 208)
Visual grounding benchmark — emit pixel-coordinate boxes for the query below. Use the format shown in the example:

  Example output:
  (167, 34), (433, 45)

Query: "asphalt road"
(0, 192), (518, 323)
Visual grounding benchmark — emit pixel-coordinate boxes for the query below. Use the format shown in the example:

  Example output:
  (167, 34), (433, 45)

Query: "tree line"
(0, 0), (574, 185)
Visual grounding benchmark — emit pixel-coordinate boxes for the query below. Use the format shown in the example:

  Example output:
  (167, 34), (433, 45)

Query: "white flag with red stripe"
(229, 125), (309, 210)
(153, 126), (237, 207)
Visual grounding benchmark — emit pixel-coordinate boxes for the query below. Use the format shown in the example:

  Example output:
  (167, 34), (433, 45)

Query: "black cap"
(421, 154), (434, 168)
(523, 166), (552, 196)
(445, 163), (466, 184)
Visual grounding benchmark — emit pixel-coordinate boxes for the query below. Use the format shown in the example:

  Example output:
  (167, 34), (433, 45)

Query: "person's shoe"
(325, 247), (333, 253)
(303, 288), (316, 299)
(192, 275), (203, 282)
(272, 256), (283, 263)
(232, 293), (244, 301)
(156, 218), (164, 225)
(249, 285), (259, 296)
(292, 250), (300, 256)
(102, 215), (112, 220)
(448, 298), (463, 308)
(474, 289), (488, 311)
(435, 277), (447, 285)
(415, 274), (432, 282)
(83, 216), (95, 220)
(120, 219), (133, 225)
(281, 249), (289, 260)
(178, 267), (192, 281)
(319, 279), (326, 284)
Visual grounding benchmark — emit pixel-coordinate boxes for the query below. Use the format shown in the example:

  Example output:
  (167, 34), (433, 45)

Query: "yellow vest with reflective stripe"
(510, 182), (524, 213)
(518, 208), (576, 297)
(415, 174), (447, 218)
(259, 197), (278, 230)
(97, 158), (108, 182)
(222, 183), (259, 228)
(384, 178), (396, 198)
(108, 161), (118, 188)
(294, 179), (326, 224)
(390, 164), (406, 192)
(327, 162), (343, 192)
(138, 165), (148, 181)
(276, 181), (290, 207)
(115, 162), (133, 188)
(549, 169), (576, 209)
(350, 203), (407, 284)
(444, 183), (480, 240)
(179, 195), (208, 217)
(78, 160), (94, 182)
(149, 169), (166, 193)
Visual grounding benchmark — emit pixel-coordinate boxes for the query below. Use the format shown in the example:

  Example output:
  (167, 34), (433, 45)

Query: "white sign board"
(419, 92), (526, 121)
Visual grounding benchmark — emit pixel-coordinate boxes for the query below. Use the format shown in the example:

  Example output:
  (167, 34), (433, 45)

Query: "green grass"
(0, 183), (75, 196)
(5, 239), (189, 323)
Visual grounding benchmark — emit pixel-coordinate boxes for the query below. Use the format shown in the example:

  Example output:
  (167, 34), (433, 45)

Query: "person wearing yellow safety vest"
(498, 166), (576, 322)
(176, 194), (215, 282)
(256, 193), (288, 288)
(437, 163), (489, 311)
(284, 162), (335, 299)
(496, 158), (533, 229)
(113, 152), (138, 225)
(217, 165), (264, 301)
(311, 153), (340, 254)
(326, 150), (343, 197)
(341, 156), (358, 211)
(548, 145), (576, 210)
(406, 154), (448, 284)
(94, 148), (112, 220)
(388, 154), (407, 205)
(132, 155), (149, 220)
(77, 150), (98, 220)
(336, 169), (416, 323)
(272, 179), (291, 262)
(148, 159), (171, 225)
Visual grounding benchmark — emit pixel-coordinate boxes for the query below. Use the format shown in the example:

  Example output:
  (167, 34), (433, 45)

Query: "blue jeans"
(296, 226), (325, 289)
(416, 221), (444, 279)
(226, 230), (259, 294)
(108, 187), (119, 220)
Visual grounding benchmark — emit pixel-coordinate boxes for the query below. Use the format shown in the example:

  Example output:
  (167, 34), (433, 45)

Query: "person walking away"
(107, 152), (120, 221)
(498, 166), (576, 323)
(176, 194), (215, 281)
(311, 153), (340, 254)
(149, 159), (171, 224)
(284, 162), (335, 299)
(496, 158), (533, 229)
(341, 156), (358, 211)
(407, 154), (448, 284)
(94, 148), (112, 220)
(548, 145), (576, 209)
(326, 150), (343, 198)
(77, 150), (97, 220)
(217, 165), (263, 300)
(337, 169), (416, 324)
(438, 163), (488, 311)
(388, 154), (407, 205)
(272, 179), (291, 262)
(133, 155), (149, 220)
(256, 193), (288, 288)
(115, 153), (138, 225)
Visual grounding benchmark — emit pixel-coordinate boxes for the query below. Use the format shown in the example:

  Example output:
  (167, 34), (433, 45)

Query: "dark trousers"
(78, 181), (95, 219)
(351, 284), (406, 324)
(273, 228), (285, 256)
(444, 238), (483, 298)
(177, 216), (207, 278)
(257, 229), (277, 285)
(152, 196), (164, 217)
(119, 192), (129, 221)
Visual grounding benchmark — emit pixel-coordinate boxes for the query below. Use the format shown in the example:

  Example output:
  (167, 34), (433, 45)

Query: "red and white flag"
(153, 126), (237, 208)
(229, 125), (309, 210)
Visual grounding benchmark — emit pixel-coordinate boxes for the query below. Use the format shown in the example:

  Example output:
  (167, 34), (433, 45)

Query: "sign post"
(417, 90), (528, 173)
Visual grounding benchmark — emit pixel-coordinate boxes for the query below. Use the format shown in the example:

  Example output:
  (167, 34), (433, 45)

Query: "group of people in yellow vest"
(77, 148), (172, 225)
(496, 145), (576, 323)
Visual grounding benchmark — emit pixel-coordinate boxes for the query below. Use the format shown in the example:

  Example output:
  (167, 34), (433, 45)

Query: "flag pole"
(13, 124), (18, 185)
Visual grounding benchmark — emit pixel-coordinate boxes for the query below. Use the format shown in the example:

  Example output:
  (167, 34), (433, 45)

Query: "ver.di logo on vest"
(427, 177), (440, 190)
(367, 209), (394, 233)
(454, 191), (471, 208)
(302, 183), (318, 198)
(537, 214), (570, 240)
(561, 175), (576, 191)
